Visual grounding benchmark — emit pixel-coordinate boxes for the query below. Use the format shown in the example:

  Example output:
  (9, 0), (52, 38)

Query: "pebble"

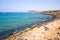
(44, 27), (49, 31)
(54, 37), (59, 40)
(57, 32), (60, 36)
(18, 38), (23, 40)
(47, 38), (52, 40)
(58, 27), (60, 29)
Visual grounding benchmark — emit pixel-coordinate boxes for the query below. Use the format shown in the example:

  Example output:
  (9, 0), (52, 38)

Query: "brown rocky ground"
(1, 10), (60, 40)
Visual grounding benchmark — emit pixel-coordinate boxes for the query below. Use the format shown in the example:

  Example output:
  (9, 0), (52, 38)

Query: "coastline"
(1, 10), (60, 40)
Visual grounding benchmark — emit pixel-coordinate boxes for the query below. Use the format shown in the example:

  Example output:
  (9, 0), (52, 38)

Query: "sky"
(0, 0), (60, 12)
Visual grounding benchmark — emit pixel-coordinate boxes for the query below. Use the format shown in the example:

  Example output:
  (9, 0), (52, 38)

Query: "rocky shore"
(1, 10), (60, 40)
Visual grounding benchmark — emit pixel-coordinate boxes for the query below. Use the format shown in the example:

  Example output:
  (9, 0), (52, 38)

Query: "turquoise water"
(0, 12), (54, 38)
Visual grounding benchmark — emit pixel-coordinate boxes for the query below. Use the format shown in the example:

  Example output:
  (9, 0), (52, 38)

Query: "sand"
(1, 10), (60, 40)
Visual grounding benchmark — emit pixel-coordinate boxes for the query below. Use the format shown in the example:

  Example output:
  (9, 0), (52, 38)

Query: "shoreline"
(1, 10), (60, 40)
(0, 14), (55, 39)
(0, 13), (55, 39)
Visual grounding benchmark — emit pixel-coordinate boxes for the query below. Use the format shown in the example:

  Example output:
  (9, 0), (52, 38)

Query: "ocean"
(0, 12), (54, 38)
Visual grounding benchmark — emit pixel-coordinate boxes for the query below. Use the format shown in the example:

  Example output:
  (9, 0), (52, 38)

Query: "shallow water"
(0, 12), (54, 38)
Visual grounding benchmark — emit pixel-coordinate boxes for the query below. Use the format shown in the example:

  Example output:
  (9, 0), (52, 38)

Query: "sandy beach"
(1, 10), (60, 40)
